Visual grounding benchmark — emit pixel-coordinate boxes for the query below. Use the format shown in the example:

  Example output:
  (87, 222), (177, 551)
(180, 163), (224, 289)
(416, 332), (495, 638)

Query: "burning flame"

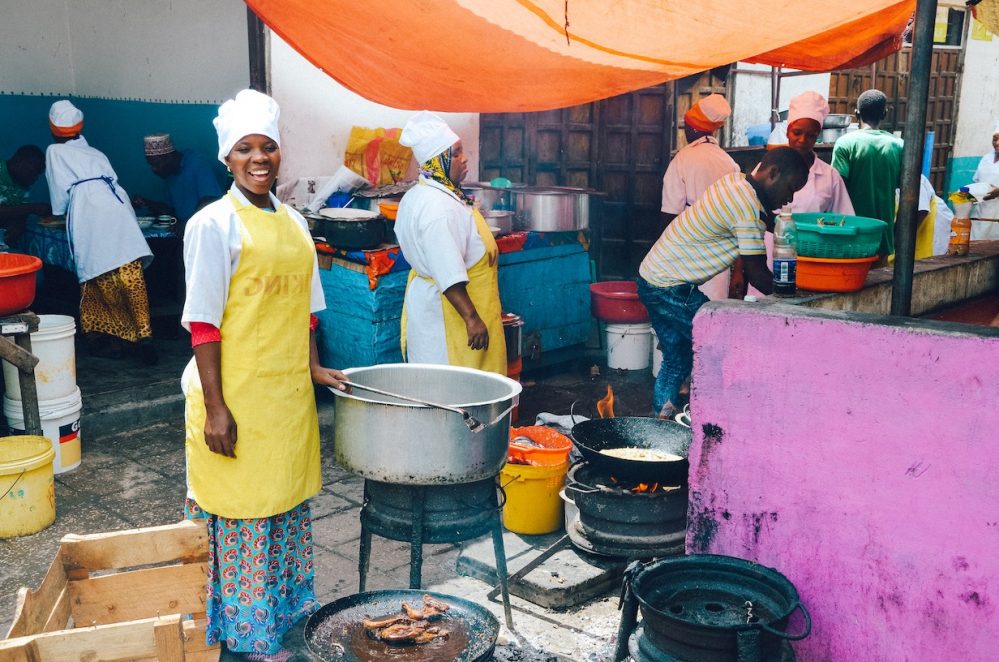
(631, 482), (660, 494)
(596, 384), (615, 419)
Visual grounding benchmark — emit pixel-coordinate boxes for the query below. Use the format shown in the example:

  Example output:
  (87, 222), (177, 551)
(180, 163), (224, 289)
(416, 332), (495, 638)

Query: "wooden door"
(480, 68), (728, 279)
(828, 46), (964, 191)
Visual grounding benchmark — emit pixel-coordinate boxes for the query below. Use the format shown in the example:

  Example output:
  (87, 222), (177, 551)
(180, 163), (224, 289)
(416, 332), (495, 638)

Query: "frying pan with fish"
(304, 589), (498, 662)
(570, 417), (691, 485)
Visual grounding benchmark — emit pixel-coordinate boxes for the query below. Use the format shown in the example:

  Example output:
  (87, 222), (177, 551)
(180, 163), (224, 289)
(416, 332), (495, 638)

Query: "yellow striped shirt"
(640, 173), (767, 288)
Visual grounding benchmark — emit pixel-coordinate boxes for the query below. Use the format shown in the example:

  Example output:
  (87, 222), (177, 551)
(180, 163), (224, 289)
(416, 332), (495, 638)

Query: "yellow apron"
(914, 196), (937, 260)
(185, 193), (321, 519)
(401, 205), (507, 375)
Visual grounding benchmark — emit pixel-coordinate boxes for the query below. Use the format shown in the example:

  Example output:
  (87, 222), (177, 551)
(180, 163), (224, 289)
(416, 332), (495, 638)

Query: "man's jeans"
(636, 277), (709, 417)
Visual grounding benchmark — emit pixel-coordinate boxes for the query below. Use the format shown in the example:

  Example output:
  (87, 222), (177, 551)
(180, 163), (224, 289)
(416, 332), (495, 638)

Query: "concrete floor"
(1, 327), (655, 660)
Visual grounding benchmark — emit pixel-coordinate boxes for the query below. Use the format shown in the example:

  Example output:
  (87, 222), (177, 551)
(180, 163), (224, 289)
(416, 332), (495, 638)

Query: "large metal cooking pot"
(511, 186), (595, 232)
(331, 364), (522, 485)
(318, 208), (385, 249)
(463, 183), (511, 211)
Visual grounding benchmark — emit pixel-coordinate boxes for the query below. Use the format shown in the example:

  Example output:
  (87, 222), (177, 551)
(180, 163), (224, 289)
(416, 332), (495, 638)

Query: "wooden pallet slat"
(67, 562), (208, 627)
(0, 615), (184, 661)
(61, 520), (209, 572)
(6, 550), (69, 639)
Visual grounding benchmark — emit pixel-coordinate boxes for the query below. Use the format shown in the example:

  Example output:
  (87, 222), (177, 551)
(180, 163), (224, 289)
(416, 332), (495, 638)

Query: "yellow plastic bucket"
(500, 460), (569, 535)
(0, 436), (56, 538)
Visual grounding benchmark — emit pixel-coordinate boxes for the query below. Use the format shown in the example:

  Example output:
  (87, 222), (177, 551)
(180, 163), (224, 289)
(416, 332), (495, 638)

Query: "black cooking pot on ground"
(318, 208), (386, 249)
(571, 417), (691, 485)
(628, 555), (811, 662)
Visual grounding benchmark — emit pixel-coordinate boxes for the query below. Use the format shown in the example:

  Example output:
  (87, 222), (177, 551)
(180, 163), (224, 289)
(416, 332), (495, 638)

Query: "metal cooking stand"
(356, 478), (515, 629)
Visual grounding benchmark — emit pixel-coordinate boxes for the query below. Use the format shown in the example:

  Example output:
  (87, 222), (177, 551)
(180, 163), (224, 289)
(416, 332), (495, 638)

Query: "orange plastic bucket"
(508, 426), (572, 466)
(797, 255), (877, 293)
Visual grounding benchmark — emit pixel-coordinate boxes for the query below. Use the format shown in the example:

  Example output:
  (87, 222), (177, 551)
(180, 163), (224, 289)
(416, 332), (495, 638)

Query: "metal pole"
(890, 0), (937, 316)
(247, 7), (268, 93)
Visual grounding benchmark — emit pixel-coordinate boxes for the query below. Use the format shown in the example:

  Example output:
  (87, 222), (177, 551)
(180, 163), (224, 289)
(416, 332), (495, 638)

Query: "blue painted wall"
(0, 94), (226, 205)
(946, 155), (980, 198)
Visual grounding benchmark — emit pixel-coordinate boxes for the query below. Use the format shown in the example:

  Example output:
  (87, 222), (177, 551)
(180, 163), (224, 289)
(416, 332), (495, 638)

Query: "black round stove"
(628, 625), (796, 662)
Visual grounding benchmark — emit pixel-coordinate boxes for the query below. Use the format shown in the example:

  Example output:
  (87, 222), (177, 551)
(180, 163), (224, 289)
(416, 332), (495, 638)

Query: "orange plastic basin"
(797, 255), (877, 293)
(378, 201), (399, 220)
(508, 426), (573, 466)
(0, 253), (43, 315)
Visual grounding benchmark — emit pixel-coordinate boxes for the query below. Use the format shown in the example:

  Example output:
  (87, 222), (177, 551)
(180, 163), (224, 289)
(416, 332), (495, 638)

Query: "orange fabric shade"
(247, 0), (914, 112)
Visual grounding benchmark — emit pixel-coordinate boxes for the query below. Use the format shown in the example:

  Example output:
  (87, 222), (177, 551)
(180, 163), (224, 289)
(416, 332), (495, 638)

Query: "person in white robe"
(971, 122), (999, 240)
(44, 100), (156, 362)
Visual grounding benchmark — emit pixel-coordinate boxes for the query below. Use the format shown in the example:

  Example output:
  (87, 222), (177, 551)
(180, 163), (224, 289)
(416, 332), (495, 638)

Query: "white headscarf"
(399, 111), (459, 164)
(787, 91), (830, 127)
(213, 89), (281, 164)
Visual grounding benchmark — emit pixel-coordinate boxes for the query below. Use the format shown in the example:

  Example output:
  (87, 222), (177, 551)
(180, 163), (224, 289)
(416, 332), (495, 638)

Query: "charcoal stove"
(626, 625), (796, 662)
(564, 462), (686, 559)
(357, 477), (513, 627)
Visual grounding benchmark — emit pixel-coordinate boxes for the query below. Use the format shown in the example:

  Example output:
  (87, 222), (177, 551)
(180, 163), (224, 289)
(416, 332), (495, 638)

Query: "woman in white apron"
(395, 111), (506, 375)
(181, 90), (348, 662)
(45, 100), (156, 363)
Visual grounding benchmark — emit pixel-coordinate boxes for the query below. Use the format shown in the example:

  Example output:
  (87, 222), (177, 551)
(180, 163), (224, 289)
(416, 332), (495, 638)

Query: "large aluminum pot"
(331, 364), (522, 485)
(463, 182), (517, 211)
(511, 186), (594, 231)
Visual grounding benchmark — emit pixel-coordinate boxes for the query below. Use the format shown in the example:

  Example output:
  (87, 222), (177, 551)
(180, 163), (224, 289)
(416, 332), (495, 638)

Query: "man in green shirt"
(0, 145), (48, 247)
(831, 89), (904, 259)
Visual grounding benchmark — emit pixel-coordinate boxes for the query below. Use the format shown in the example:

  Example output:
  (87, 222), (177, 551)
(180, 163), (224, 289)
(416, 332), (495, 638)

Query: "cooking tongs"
(338, 380), (512, 433)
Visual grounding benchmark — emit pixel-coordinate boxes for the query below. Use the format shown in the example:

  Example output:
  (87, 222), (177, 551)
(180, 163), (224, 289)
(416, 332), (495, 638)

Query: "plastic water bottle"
(772, 207), (797, 296)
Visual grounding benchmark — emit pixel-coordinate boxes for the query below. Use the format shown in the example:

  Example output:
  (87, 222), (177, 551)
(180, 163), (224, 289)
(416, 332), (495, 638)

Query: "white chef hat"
(399, 111), (459, 164)
(684, 94), (731, 133)
(787, 91), (830, 127)
(49, 100), (84, 137)
(213, 89), (281, 164)
(767, 123), (788, 148)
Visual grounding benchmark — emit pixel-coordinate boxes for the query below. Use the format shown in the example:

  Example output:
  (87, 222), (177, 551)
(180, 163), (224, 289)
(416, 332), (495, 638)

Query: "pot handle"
(564, 478), (600, 495)
(482, 403), (517, 429)
(758, 601), (812, 641)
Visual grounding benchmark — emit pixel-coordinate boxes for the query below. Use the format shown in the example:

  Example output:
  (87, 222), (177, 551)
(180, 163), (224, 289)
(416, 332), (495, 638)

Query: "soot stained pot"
(571, 417), (691, 485)
(318, 208), (386, 249)
(331, 364), (522, 485)
(628, 555), (811, 662)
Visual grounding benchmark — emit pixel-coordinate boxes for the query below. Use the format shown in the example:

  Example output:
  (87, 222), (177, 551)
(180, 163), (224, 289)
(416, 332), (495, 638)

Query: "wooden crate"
(0, 520), (219, 662)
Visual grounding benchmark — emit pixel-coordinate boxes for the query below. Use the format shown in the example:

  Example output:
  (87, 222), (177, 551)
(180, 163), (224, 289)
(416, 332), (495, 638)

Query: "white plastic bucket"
(650, 328), (663, 377)
(4, 387), (82, 474)
(2, 315), (77, 401)
(606, 322), (652, 370)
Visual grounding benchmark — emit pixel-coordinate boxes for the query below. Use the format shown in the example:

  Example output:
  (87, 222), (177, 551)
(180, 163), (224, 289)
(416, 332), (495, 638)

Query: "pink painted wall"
(687, 302), (999, 662)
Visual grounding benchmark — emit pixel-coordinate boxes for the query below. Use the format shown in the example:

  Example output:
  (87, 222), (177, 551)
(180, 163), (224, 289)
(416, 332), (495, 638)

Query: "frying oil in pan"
(320, 614), (471, 661)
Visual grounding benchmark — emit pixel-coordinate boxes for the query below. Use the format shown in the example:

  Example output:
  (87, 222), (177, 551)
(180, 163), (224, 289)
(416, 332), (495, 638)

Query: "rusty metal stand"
(0, 312), (42, 435)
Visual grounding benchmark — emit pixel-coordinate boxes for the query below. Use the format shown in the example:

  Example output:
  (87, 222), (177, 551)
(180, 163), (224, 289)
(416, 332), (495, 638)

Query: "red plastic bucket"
(0, 253), (42, 316)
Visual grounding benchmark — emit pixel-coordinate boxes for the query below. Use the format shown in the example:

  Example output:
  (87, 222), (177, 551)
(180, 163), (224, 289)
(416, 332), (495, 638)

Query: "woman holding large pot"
(395, 111), (506, 375)
(181, 89), (347, 661)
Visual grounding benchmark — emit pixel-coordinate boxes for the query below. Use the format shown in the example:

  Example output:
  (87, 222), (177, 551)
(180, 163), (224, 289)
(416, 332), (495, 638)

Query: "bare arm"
(741, 254), (774, 295)
(309, 331), (349, 390)
(192, 341), (237, 458)
(443, 282), (488, 350)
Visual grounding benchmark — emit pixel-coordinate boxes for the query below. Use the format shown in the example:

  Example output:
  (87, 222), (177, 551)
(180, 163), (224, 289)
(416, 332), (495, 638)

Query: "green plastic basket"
(792, 213), (888, 259)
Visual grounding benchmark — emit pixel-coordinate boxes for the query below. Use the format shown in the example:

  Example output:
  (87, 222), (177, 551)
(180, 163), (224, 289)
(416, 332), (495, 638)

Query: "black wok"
(571, 417), (691, 484)
(304, 589), (498, 662)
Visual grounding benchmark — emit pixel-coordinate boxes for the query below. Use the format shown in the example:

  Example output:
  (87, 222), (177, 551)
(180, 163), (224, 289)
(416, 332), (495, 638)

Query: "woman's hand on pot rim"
(313, 366), (350, 392)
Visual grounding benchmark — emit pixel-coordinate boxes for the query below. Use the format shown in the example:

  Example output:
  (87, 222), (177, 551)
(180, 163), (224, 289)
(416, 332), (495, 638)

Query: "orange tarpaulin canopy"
(247, 0), (914, 112)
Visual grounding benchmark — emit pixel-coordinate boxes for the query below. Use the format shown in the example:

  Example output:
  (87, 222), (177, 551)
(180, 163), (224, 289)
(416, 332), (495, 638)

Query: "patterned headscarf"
(420, 147), (472, 206)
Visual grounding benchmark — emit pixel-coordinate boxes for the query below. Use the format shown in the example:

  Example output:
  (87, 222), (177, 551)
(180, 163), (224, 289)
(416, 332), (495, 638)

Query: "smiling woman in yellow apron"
(181, 90), (348, 662)
(395, 111), (506, 375)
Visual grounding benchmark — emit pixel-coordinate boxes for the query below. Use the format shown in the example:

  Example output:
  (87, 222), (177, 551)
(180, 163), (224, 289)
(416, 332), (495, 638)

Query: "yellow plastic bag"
(344, 126), (413, 187)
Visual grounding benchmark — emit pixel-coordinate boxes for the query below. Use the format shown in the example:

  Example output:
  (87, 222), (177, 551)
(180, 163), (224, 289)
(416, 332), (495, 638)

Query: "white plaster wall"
(269, 33), (479, 184)
(729, 63), (831, 147)
(953, 27), (999, 158)
(0, 0), (246, 101)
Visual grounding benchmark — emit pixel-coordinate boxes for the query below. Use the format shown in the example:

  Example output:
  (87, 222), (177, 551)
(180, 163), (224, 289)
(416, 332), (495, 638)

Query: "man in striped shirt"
(638, 147), (808, 418)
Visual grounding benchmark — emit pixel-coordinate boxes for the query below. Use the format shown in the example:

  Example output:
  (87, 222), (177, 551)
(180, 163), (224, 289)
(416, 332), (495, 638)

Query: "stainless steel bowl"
(483, 210), (514, 235)
(331, 364), (521, 485)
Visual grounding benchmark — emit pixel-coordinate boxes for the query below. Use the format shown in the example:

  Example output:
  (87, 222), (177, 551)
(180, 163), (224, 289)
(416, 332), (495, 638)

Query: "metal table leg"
(409, 485), (425, 589)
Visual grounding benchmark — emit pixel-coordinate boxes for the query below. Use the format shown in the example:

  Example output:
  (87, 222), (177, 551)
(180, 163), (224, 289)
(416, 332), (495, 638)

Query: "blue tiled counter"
(315, 240), (591, 370)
